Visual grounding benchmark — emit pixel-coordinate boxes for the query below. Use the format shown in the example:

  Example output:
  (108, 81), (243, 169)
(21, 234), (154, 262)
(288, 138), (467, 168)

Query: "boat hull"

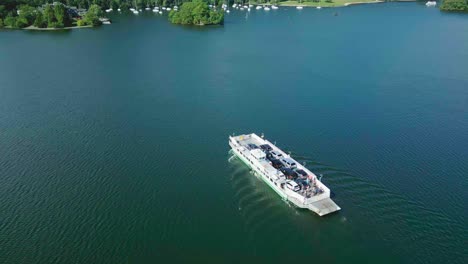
(229, 134), (341, 216)
(230, 143), (287, 200)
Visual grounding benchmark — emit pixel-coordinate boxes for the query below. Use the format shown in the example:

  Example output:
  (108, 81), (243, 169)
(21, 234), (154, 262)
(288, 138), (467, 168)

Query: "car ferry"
(229, 133), (340, 216)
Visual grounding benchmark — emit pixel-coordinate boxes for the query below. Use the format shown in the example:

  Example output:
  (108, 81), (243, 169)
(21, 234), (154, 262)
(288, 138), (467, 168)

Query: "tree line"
(0, 2), (102, 29)
(1, 0), (466, 29)
(169, 0), (223, 25)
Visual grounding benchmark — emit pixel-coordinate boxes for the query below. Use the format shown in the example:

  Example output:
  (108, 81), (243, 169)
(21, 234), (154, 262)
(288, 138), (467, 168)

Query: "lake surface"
(1, 3), (467, 263)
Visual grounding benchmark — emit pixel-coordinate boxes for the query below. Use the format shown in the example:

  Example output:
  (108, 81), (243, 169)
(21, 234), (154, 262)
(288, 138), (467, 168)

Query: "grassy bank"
(278, 0), (384, 7)
(23, 25), (93, 30)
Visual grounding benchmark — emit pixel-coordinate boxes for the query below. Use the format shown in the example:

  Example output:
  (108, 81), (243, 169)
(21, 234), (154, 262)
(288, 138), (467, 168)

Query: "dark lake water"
(1, 3), (467, 263)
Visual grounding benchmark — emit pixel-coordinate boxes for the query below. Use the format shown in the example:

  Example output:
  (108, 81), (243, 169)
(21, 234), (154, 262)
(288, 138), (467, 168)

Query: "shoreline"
(344, 1), (384, 7)
(277, 0), (416, 8)
(23, 25), (93, 31)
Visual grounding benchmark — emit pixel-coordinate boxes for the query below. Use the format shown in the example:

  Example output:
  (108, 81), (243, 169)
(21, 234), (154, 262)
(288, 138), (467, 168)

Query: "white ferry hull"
(230, 143), (287, 199)
(229, 134), (340, 216)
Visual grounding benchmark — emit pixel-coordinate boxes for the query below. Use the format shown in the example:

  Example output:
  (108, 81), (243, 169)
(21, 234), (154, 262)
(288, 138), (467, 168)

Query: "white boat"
(159, 11), (163, 14)
(264, 6), (270, 11)
(243, 5), (248, 9)
(317, 6), (322, 9)
(297, 6), (303, 9)
(229, 133), (341, 216)
(249, 4), (254, 8)
(167, 7), (171, 11)
(248, 8), (251, 11)
(232, 4), (237, 8)
(162, 7), (166, 10)
(103, 21), (111, 24)
(139, 9), (142, 11)
(130, 8), (135, 11)
(256, 6), (262, 10)
(272, 5), (278, 9)
(145, 7), (151, 10)
(226, 10), (230, 13)
(425, 1), (437, 6)
(117, 8), (121, 12)
(174, 6), (178, 9)
(133, 10), (139, 14)
(105, 8), (112, 13)
(153, 9), (158, 12)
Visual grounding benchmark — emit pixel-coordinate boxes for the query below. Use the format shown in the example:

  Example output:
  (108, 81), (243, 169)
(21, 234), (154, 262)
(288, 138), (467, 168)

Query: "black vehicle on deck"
(260, 144), (272, 152)
(295, 169), (308, 178)
(280, 167), (298, 179)
(270, 159), (283, 169)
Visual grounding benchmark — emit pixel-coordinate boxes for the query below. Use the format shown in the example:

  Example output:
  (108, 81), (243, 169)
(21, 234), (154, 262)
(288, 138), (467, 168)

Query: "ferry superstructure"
(229, 133), (340, 216)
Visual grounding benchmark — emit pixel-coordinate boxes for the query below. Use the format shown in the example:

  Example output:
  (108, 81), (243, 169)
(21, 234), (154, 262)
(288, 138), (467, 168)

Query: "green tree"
(0, 5), (8, 18)
(54, 4), (68, 27)
(111, 0), (119, 9)
(43, 4), (56, 27)
(4, 13), (17, 28)
(169, 0), (223, 25)
(0, 18), (4, 28)
(83, 4), (102, 26)
(18, 5), (37, 25)
(34, 12), (47, 28)
(15, 15), (29, 28)
(440, 0), (468, 11)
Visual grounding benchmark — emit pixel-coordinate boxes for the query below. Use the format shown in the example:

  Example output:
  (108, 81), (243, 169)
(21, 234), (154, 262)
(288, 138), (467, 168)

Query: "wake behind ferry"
(229, 133), (340, 216)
